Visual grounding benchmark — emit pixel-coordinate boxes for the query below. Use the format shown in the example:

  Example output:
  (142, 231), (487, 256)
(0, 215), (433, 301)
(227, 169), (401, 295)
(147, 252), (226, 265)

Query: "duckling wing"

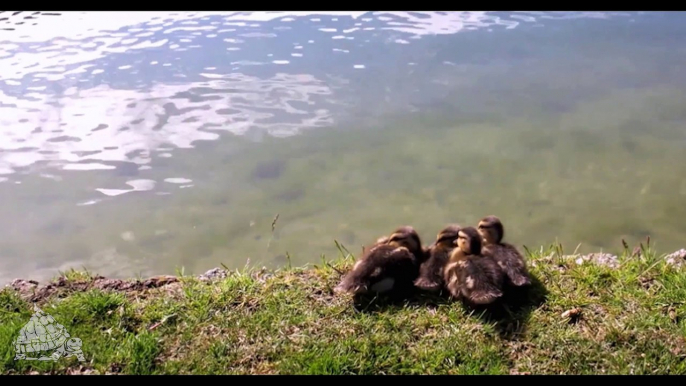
(443, 255), (468, 298)
(335, 245), (417, 295)
(493, 244), (531, 287)
(415, 248), (449, 291)
(461, 258), (504, 305)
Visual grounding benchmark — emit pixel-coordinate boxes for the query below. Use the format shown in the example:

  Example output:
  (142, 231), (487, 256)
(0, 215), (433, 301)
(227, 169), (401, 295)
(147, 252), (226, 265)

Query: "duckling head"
(477, 215), (504, 245)
(431, 224), (461, 249)
(455, 226), (482, 255)
(386, 225), (423, 258)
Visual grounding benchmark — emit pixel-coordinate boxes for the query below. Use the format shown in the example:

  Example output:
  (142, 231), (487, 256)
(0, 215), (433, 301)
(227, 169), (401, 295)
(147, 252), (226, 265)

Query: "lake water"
(2, 11), (686, 284)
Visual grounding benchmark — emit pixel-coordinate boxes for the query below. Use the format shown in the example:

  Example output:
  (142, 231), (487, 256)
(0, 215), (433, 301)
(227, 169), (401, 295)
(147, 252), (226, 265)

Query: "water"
(2, 11), (686, 284)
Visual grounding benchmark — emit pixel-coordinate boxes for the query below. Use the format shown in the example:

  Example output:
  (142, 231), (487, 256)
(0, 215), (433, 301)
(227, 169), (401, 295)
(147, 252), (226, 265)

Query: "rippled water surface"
(2, 11), (686, 284)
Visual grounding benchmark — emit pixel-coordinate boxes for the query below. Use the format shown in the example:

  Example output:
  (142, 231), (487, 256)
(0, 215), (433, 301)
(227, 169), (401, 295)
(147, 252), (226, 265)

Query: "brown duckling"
(414, 224), (461, 292)
(443, 226), (504, 305)
(477, 215), (531, 287)
(334, 226), (425, 296)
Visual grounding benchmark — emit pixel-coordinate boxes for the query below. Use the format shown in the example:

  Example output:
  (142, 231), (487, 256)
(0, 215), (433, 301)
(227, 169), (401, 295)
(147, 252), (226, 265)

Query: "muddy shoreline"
(4, 267), (231, 303)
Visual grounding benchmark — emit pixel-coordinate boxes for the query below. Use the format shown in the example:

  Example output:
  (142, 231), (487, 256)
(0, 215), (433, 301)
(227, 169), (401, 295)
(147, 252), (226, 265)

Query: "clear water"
(2, 11), (686, 284)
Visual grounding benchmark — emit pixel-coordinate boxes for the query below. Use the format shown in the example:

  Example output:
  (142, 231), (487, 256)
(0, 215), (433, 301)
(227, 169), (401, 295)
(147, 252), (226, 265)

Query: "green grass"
(1, 242), (686, 375)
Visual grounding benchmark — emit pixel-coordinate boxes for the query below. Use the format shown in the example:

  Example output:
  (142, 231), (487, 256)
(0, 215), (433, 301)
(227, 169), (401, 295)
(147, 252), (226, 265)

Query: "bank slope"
(1, 244), (686, 375)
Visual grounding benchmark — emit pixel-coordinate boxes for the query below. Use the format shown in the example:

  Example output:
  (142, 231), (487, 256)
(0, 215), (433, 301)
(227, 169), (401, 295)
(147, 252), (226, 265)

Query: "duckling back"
(444, 250), (505, 306)
(334, 243), (420, 296)
(483, 242), (531, 287)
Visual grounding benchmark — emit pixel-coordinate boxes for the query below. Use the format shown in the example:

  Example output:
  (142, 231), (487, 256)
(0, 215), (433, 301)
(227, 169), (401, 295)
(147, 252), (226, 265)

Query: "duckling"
(477, 215), (531, 287)
(443, 226), (504, 305)
(334, 226), (425, 296)
(414, 224), (461, 292)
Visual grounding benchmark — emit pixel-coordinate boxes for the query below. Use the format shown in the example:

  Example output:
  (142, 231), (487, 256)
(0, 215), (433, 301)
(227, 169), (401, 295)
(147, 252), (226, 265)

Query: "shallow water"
(1, 11), (686, 284)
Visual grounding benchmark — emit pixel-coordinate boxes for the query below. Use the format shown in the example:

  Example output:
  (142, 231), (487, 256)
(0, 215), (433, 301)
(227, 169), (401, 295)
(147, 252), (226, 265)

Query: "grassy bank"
(2, 242), (686, 375)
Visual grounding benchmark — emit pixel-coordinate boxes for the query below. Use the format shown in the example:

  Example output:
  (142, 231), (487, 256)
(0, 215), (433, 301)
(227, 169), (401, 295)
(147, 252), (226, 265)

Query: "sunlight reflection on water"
(3, 11), (667, 285)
